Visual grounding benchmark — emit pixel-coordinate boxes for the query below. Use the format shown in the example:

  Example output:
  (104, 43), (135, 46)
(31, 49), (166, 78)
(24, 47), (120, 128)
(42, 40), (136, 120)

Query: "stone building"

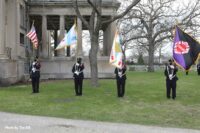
(0, 0), (120, 86)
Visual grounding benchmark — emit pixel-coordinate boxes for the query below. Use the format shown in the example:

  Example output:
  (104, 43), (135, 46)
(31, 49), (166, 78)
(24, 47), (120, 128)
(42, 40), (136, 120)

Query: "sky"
(122, 0), (199, 59)
(80, 0), (198, 58)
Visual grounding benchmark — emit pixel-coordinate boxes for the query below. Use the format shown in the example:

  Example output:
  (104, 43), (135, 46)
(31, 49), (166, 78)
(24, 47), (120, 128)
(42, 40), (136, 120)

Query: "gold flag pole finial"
(32, 20), (35, 27)
(175, 19), (179, 26)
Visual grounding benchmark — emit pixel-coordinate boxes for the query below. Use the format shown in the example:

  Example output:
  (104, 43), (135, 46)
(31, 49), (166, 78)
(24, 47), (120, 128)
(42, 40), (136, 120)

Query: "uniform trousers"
(166, 79), (176, 99)
(74, 78), (83, 96)
(32, 76), (40, 93)
(198, 69), (200, 75)
(116, 78), (126, 97)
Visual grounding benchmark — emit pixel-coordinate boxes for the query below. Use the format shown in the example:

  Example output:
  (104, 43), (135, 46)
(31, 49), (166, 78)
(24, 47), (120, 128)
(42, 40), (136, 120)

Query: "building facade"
(0, 0), (120, 86)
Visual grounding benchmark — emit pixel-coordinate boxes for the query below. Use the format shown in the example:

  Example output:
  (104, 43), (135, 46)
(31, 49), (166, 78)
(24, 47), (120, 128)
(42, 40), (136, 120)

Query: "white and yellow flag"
(67, 24), (77, 46)
(109, 30), (123, 68)
(55, 33), (68, 50)
(55, 23), (77, 50)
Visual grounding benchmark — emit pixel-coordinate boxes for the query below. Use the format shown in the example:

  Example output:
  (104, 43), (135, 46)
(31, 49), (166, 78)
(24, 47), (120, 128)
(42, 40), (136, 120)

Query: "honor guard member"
(197, 62), (200, 75)
(72, 57), (84, 96)
(114, 64), (127, 97)
(164, 59), (178, 100)
(29, 56), (41, 93)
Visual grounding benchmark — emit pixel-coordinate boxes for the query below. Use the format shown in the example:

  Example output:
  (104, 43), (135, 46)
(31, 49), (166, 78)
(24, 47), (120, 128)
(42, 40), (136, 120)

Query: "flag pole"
(175, 19), (179, 25)
(32, 20), (35, 26)
(172, 20), (178, 69)
(32, 20), (38, 58)
(31, 20), (35, 29)
(118, 29), (126, 66)
(31, 20), (35, 60)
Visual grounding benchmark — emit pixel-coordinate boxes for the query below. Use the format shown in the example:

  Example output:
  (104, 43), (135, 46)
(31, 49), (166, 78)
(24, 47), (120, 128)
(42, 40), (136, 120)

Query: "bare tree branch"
(94, 0), (102, 33)
(181, 0), (200, 23)
(154, 35), (172, 45)
(102, 0), (141, 24)
(118, 0), (200, 71)
(122, 35), (147, 44)
(72, 0), (90, 30)
(87, 0), (101, 16)
(152, 27), (174, 42)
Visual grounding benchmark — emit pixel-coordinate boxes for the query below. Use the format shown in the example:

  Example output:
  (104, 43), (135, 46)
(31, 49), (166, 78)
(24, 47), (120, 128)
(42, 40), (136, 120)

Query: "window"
(20, 33), (25, 45)
(20, 5), (25, 27)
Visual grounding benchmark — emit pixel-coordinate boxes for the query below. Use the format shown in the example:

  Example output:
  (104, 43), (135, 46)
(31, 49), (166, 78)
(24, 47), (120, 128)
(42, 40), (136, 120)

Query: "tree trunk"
(89, 31), (99, 87)
(148, 43), (155, 72)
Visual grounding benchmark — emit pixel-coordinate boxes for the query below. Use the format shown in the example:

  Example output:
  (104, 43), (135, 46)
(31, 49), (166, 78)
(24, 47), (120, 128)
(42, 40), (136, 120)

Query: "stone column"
(76, 18), (83, 57)
(16, 0), (21, 58)
(103, 22), (116, 56)
(0, 0), (7, 59)
(57, 15), (65, 56)
(42, 15), (49, 58)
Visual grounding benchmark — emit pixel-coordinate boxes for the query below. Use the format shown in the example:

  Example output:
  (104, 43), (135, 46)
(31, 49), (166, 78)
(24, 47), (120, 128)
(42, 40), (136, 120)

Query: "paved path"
(0, 112), (199, 133)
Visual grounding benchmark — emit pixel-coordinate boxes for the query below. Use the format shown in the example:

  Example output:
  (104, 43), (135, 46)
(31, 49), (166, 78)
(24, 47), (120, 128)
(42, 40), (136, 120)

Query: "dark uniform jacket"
(197, 63), (200, 69)
(164, 65), (178, 81)
(72, 63), (84, 79)
(114, 66), (127, 80)
(29, 61), (41, 78)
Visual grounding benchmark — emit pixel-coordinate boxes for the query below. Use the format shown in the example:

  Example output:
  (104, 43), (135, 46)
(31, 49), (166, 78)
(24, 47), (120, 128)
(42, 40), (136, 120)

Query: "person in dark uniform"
(72, 57), (84, 96)
(197, 62), (200, 75)
(185, 71), (189, 75)
(164, 59), (178, 100)
(114, 65), (127, 97)
(29, 56), (41, 93)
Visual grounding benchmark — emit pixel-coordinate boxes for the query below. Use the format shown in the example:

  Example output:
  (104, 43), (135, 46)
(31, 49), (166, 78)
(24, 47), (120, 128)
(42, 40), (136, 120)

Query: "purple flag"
(173, 26), (200, 70)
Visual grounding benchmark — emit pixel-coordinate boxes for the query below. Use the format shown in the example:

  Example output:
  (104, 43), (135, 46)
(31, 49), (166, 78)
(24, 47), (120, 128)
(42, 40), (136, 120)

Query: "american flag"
(26, 24), (38, 49)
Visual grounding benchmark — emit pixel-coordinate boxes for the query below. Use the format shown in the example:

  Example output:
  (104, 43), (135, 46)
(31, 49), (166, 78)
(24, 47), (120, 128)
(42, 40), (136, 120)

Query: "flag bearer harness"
(74, 63), (83, 76)
(167, 65), (175, 80)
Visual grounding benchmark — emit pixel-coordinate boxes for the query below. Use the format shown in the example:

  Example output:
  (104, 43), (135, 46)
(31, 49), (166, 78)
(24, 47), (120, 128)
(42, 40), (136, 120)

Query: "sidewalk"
(0, 112), (199, 133)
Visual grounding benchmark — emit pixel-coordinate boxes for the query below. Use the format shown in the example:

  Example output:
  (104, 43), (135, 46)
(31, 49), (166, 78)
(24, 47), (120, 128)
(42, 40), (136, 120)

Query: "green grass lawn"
(0, 71), (200, 129)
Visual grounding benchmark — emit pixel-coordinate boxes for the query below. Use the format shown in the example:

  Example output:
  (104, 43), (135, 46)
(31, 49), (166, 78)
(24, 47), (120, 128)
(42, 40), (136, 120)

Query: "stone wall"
(40, 56), (114, 80)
